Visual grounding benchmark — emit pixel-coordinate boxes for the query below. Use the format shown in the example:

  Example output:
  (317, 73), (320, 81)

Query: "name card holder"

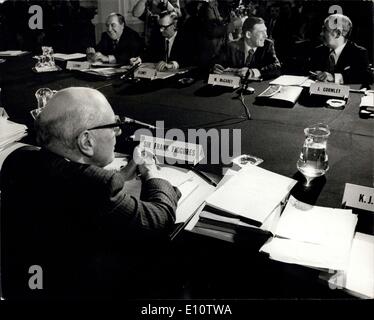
(66, 61), (91, 71)
(342, 183), (374, 212)
(139, 135), (205, 165)
(208, 74), (241, 89)
(310, 82), (350, 100)
(135, 68), (157, 80)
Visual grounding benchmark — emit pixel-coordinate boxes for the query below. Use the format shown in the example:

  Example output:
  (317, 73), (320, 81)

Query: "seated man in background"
(0, 87), (180, 300)
(145, 11), (193, 71)
(86, 13), (143, 65)
(309, 13), (371, 85)
(213, 16), (281, 80)
(132, 0), (181, 46)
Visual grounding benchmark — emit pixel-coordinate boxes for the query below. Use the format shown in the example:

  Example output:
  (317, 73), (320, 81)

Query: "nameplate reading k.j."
(342, 183), (374, 212)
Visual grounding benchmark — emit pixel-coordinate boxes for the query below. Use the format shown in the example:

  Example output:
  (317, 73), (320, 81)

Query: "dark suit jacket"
(217, 38), (281, 80)
(310, 41), (371, 84)
(145, 30), (194, 67)
(0, 147), (180, 300)
(96, 26), (144, 65)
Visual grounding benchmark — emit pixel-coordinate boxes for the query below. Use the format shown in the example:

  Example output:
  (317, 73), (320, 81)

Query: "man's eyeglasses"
(159, 22), (174, 31)
(87, 115), (123, 135)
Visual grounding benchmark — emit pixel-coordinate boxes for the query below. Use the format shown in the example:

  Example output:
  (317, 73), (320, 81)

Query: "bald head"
(35, 87), (113, 153)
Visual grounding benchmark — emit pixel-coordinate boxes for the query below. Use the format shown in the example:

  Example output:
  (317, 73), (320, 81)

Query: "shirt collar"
(244, 40), (257, 54)
(167, 31), (178, 43)
(333, 41), (347, 60)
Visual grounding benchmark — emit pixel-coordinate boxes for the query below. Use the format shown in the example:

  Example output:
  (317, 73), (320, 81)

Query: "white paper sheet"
(205, 165), (296, 223)
(344, 232), (374, 298)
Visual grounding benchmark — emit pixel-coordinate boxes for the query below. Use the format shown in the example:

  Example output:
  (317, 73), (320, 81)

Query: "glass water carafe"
(297, 123), (330, 186)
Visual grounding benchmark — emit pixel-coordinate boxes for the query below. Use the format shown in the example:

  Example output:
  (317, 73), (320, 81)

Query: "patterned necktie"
(112, 40), (118, 51)
(165, 39), (170, 63)
(328, 50), (336, 74)
(245, 49), (255, 67)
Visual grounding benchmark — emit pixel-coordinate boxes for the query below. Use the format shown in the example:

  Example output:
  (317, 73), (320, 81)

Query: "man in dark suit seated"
(310, 13), (371, 85)
(0, 87), (180, 300)
(145, 11), (193, 71)
(86, 13), (143, 65)
(212, 16), (281, 80)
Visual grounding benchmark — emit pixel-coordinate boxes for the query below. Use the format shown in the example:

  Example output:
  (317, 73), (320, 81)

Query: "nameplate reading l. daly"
(139, 135), (204, 165)
(134, 68), (157, 80)
(66, 61), (91, 70)
(342, 183), (374, 212)
(208, 74), (241, 88)
(310, 82), (349, 99)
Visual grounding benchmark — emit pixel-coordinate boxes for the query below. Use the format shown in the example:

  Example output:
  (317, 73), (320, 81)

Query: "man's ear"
(334, 29), (342, 38)
(244, 30), (251, 39)
(77, 131), (95, 157)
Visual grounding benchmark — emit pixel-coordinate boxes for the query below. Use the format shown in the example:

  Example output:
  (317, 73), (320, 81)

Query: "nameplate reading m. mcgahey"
(208, 74), (241, 89)
(342, 183), (374, 212)
(310, 82), (350, 99)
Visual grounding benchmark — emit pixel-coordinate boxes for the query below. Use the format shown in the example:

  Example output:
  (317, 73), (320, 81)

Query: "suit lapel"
(236, 39), (245, 66)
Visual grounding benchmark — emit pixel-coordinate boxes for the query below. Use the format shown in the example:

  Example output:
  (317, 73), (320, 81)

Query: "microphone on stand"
(120, 116), (158, 130)
(239, 67), (255, 94)
(120, 62), (141, 80)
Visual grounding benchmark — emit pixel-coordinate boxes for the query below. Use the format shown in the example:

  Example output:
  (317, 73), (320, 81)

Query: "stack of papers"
(341, 232), (374, 298)
(260, 196), (358, 270)
(0, 50), (29, 57)
(0, 119), (28, 151)
(205, 165), (297, 226)
(80, 66), (130, 78)
(53, 53), (86, 61)
(270, 75), (315, 88)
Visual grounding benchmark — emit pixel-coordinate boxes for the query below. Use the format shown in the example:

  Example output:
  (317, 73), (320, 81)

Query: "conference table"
(1, 55), (373, 300)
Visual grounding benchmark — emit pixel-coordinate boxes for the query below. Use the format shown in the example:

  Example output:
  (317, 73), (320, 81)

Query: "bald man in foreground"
(0, 87), (180, 300)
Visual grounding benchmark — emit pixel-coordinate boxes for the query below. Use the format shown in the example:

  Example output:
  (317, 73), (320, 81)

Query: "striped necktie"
(328, 50), (336, 74)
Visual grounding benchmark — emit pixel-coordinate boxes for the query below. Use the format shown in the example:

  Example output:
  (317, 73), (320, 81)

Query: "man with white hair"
(310, 13), (371, 84)
(0, 87), (180, 300)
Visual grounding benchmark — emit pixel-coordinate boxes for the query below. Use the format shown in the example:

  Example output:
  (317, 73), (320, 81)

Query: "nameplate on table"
(139, 135), (204, 165)
(342, 183), (374, 212)
(208, 74), (241, 88)
(66, 61), (91, 71)
(134, 67), (157, 80)
(310, 82), (349, 99)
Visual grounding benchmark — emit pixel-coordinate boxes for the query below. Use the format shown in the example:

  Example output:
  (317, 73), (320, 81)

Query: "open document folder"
(104, 159), (215, 224)
(204, 165), (296, 225)
(260, 196), (358, 271)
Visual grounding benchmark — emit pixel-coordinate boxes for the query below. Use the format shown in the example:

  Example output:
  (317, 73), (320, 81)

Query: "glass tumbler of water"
(296, 123), (330, 187)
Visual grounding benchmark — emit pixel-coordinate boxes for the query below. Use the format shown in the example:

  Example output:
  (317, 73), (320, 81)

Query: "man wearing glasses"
(309, 14), (371, 85)
(145, 11), (194, 71)
(0, 87), (181, 300)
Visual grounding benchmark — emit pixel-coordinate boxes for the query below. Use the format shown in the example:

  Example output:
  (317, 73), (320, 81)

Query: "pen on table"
(309, 71), (317, 77)
(189, 166), (217, 187)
